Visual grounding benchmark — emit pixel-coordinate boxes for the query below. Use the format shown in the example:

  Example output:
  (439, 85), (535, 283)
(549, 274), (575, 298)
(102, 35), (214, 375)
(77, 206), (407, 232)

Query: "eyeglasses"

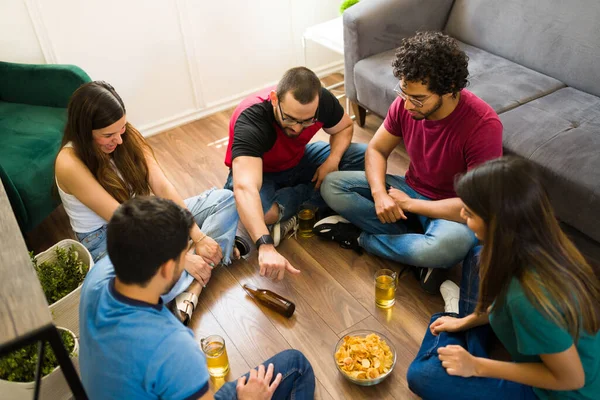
(393, 81), (432, 108)
(278, 102), (319, 127)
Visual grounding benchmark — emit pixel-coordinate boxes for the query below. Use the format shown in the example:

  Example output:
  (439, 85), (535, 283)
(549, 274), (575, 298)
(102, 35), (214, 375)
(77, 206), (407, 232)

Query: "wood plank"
(196, 265), (291, 368)
(0, 178), (53, 344)
(272, 238), (371, 334)
(228, 257), (394, 400)
(301, 236), (442, 344)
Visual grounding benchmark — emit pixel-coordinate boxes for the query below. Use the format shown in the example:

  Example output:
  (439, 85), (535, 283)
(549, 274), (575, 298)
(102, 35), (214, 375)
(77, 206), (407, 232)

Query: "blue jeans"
(215, 349), (315, 400)
(76, 188), (239, 304)
(224, 141), (367, 222)
(320, 171), (477, 268)
(406, 246), (537, 400)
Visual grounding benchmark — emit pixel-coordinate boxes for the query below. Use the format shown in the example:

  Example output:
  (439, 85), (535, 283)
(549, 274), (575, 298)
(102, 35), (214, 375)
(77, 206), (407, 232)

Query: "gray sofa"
(344, 0), (600, 264)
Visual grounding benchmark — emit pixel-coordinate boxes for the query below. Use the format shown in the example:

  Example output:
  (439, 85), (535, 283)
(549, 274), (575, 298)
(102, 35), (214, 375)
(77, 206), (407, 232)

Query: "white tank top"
(56, 143), (111, 233)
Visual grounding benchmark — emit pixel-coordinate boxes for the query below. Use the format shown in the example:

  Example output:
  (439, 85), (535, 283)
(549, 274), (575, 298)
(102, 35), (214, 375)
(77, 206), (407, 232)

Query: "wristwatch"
(255, 234), (274, 249)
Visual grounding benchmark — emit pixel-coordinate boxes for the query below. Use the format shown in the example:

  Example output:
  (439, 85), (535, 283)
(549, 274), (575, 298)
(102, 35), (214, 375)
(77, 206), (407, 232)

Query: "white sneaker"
(271, 216), (298, 247)
(440, 280), (460, 314)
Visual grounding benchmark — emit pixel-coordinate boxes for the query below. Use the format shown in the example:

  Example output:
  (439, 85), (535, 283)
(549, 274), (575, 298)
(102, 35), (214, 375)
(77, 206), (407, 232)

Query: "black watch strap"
(255, 234), (274, 249)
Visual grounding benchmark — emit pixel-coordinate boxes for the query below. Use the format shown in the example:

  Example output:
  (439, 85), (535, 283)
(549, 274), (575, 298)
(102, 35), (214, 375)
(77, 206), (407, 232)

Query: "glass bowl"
(333, 330), (396, 386)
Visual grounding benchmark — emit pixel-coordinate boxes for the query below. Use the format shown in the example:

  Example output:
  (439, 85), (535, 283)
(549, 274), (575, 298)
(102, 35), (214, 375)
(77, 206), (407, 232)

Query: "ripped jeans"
(76, 188), (238, 304)
(224, 141), (367, 222)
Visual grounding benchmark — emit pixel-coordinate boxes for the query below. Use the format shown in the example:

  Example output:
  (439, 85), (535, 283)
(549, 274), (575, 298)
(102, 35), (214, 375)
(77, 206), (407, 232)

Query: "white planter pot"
(36, 239), (94, 337)
(0, 328), (79, 400)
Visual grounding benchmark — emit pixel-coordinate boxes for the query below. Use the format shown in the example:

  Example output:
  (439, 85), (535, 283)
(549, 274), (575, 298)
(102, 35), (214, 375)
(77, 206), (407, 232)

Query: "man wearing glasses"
(314, 32), (502, 296)
(224, 67), (365, 281)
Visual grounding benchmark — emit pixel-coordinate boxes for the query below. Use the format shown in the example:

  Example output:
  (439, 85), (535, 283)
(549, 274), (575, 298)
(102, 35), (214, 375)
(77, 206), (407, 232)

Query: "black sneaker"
(313, 215), (362, 253)
(416, 267), (448, 295)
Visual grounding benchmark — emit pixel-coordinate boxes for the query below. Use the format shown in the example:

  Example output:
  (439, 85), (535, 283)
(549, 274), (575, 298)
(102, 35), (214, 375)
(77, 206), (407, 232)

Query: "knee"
(406, 356), (444, 399)
(320, 171), (362, 203)
(211, 189), (235, 206)
(419, 232), (477, 268)
(281, 349), (313, 374)
(320, 172), (343, 203)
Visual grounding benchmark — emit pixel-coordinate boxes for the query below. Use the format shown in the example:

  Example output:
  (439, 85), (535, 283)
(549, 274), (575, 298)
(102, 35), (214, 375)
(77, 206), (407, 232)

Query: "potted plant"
(33, 239), (93, 336)
(0, 327), (79, 400)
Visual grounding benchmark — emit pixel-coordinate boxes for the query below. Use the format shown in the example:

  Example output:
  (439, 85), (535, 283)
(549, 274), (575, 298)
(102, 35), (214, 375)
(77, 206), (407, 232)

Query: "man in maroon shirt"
(224, 67), (366, 281)
(314, 32), (503, 294)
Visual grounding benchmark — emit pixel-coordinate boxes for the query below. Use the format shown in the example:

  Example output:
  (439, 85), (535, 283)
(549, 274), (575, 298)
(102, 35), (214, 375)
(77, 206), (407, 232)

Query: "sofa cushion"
(353, 42), (563, 117)
(0, 101), (65, 230)
(499, 87), (600, 243)
(462, 43), (564, 114)
(446, 0), (600, 97)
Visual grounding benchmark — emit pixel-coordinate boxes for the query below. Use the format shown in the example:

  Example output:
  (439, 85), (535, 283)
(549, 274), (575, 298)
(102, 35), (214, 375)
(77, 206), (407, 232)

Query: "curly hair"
(392, 31), (469, 97)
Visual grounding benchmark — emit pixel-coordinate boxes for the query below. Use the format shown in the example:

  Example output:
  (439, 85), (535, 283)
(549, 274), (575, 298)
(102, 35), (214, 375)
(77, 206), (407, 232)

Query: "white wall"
(0, 0), (45, 64)
(0, 0), (343, 136)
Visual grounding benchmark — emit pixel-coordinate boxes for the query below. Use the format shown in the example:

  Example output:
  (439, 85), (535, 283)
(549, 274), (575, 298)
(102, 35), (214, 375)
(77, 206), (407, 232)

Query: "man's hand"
(373, 192), (406, 223)
(258, 245), (301, 281)
(438, 345), (479, 378)
(195, 236), (222, 267)
(237, 363), (282, 400)
(388, 187), (412, 209)
(185, 251), (213, 286)
(430, 316), (467, 336)
(311, 157), (340, 190)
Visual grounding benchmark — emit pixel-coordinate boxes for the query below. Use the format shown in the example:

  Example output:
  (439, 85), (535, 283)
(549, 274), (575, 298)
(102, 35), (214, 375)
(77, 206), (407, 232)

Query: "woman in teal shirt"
(407, 156), (600, 399)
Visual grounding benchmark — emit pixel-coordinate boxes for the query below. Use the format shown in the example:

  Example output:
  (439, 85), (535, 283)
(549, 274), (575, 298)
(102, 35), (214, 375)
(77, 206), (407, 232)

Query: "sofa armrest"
(0, 61), (91, 108)
(344, 0), (454, 102)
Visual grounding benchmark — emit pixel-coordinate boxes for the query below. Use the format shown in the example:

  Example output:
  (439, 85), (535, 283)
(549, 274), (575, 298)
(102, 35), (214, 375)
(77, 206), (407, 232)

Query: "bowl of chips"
(334, 330), (396, 386)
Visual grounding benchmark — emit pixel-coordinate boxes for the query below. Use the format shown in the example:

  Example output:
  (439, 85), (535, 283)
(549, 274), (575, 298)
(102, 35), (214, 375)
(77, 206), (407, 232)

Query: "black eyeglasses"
(393, 81), (432, 108)
(278, 102), (319, 127)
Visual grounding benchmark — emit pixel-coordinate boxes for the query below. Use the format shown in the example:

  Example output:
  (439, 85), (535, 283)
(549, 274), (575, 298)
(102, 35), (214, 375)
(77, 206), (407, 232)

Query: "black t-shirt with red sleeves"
(225, 86), (344, 173)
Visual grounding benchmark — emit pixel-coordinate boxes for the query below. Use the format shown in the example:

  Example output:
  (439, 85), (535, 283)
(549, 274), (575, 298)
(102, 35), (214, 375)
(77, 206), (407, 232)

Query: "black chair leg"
(33, 341), (45, 400)
(44, 326), (88, 400)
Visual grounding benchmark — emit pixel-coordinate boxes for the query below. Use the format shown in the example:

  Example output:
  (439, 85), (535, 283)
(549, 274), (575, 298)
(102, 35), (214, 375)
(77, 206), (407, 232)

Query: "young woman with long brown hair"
(55, 81), (241, 324)
(407, 156), (600, 399)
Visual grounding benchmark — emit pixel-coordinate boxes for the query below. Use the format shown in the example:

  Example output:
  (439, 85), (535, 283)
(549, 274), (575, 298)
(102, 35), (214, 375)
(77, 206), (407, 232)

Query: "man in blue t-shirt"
(79, 196), (315, 399)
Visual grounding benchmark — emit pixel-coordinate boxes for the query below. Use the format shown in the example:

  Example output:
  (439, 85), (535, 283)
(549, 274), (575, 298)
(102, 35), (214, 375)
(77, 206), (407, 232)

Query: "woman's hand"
(184, 251), (213, 286)
(430, 316), (467, 336)
(195, 235), (222, 266)
(438, 345), (479, 377)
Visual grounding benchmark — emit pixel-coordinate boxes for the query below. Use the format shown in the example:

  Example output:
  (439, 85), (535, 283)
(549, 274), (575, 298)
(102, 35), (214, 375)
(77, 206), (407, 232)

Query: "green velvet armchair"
(0, 61), (91, 232)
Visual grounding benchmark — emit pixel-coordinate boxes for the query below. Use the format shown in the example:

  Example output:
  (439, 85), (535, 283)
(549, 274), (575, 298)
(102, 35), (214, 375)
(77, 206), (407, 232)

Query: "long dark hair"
(58, 81), (151, 202)
(456, 156), (600, 339)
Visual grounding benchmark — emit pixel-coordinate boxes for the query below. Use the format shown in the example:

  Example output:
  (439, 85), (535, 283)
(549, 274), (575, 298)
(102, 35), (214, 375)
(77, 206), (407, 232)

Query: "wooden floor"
(27, 75), (443, 399)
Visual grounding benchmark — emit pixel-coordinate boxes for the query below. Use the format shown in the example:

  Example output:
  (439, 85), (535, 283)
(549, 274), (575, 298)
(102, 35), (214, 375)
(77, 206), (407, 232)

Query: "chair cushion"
(499, 87), (600, 243)
(353, 41), (564, 117)
(0, 101), (66, 231)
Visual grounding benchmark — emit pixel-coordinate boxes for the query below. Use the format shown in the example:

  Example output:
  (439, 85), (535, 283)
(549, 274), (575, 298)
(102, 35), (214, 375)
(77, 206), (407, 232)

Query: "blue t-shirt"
(79, 256), (210, 399)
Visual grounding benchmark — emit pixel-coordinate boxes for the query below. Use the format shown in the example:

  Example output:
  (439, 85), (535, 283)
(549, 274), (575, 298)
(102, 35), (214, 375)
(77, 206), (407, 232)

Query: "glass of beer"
(201, 335), (230, 377)
(375, 269), (397, 308)
(297, 205), (316, 238)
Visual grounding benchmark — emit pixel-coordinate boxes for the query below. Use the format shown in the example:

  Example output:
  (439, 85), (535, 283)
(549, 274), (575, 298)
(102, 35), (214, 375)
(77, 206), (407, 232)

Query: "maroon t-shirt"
(384, 89), (503, 200)
(225, 87), (344, 173)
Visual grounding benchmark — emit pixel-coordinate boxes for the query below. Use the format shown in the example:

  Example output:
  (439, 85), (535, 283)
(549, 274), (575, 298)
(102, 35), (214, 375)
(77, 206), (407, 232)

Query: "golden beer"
(375, 272), (397, 308)
(298, 208), (316, 238)
(201, 336), (230, 377)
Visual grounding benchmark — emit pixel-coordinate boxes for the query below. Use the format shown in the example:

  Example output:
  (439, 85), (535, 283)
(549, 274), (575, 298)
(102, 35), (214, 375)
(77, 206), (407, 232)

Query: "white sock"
(440, 280), (460, 314)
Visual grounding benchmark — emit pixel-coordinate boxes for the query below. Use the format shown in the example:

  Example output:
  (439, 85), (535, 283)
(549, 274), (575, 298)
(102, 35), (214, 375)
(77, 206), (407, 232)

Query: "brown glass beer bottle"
(242, 284), (296, 318)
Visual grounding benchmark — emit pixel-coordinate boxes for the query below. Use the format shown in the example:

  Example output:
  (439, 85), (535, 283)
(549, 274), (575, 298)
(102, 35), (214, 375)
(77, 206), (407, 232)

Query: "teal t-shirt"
(489, 278), (600, 400)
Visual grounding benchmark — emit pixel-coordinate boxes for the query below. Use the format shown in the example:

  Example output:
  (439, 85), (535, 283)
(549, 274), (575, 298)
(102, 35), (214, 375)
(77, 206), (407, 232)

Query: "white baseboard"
(139, 60), (344, 137)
